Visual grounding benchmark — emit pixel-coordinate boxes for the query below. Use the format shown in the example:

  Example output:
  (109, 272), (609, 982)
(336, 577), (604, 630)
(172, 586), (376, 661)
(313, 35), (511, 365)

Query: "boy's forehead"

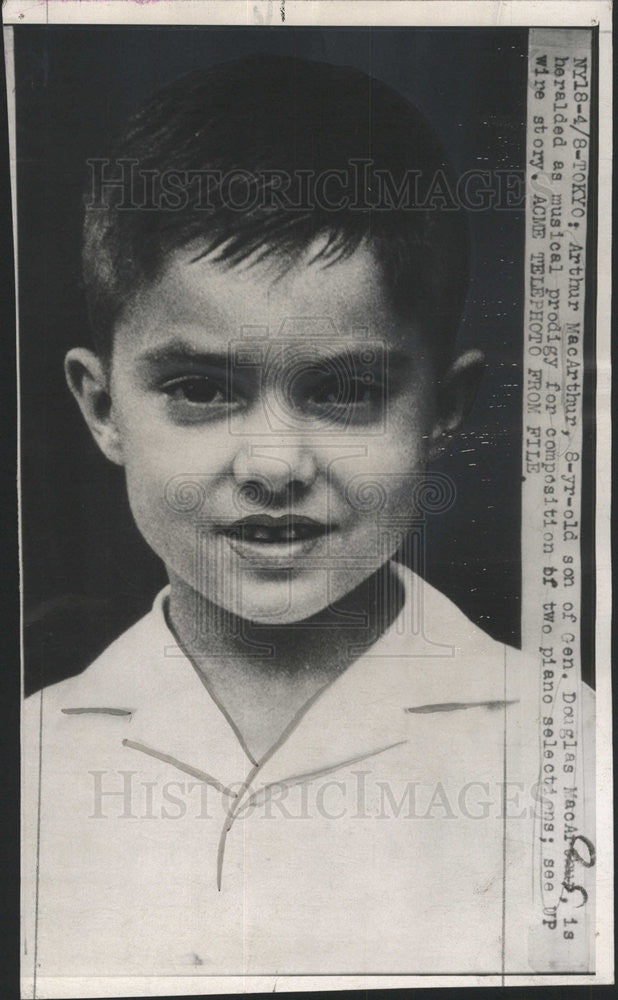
(114, 238), (418, 356)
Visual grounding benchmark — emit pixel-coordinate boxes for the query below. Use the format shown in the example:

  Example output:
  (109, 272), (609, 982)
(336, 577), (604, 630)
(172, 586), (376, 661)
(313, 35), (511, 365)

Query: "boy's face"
(68, 239), (481, 625)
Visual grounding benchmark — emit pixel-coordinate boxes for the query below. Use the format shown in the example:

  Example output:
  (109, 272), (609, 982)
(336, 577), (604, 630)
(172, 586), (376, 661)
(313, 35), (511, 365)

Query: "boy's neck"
(165, 564), (404, 763)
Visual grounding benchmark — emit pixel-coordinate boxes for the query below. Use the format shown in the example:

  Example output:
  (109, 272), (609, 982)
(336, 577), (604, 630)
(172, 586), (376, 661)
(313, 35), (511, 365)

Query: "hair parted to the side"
(82, 54), (470, 366)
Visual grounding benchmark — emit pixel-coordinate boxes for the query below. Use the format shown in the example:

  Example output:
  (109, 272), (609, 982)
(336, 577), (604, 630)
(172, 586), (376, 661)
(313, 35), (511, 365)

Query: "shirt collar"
(114, 562), (506, 796)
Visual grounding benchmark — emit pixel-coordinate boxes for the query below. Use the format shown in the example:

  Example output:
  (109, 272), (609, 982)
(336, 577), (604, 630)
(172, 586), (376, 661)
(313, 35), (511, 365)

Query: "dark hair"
(82, 54), (469, 366)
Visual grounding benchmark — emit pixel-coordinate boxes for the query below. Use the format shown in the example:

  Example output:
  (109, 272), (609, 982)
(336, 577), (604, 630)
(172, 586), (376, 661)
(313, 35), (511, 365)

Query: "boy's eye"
(162, 375), (229, 405)
(300, 372), (385, 422)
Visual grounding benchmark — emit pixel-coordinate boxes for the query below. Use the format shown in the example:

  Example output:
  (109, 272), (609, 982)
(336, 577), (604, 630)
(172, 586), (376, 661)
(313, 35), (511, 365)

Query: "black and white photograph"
(6, 0), (612, 994)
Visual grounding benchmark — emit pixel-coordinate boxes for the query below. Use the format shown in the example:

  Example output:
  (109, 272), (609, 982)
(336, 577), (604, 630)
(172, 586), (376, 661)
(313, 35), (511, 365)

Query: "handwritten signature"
(560, 833), (595, 908)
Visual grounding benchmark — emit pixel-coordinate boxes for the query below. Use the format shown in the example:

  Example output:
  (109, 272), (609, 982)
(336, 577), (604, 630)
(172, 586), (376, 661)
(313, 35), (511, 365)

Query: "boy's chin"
(226, 593), (332, 627)
(210, 576), (346, 627)
(173, 564), (386, 627)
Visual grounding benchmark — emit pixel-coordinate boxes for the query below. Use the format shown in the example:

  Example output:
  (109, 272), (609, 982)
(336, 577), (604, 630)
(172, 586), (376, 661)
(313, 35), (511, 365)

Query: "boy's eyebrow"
(135, 340), (412, 370)
(135, 342), (230, 369)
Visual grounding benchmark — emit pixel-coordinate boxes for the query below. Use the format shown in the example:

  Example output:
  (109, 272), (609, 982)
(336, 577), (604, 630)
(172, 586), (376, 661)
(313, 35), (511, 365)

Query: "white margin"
(9, 1), (612, 994)
(0, 0), (613, 28)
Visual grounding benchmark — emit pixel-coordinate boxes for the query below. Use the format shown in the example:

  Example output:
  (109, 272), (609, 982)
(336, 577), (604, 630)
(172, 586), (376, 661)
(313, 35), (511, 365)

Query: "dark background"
(15, 26), (527, 695)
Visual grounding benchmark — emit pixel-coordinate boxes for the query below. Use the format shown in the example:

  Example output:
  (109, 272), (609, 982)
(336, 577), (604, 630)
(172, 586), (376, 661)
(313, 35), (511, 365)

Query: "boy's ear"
(64, 348), (125, 466)
(428, 349), (485, 460)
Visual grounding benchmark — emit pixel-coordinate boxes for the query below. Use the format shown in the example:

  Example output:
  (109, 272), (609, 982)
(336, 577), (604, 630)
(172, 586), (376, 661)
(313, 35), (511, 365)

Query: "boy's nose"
(231, 440), (319, 505)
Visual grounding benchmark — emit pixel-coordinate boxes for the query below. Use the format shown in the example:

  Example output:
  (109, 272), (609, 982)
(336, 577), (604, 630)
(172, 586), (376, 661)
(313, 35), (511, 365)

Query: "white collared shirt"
(22, 563), (594, 978)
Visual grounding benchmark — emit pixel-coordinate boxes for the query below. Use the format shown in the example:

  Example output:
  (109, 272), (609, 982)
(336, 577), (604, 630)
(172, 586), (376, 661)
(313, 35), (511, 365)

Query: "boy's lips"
(223, 513), (329, 542)
(218, 514), (332, 565)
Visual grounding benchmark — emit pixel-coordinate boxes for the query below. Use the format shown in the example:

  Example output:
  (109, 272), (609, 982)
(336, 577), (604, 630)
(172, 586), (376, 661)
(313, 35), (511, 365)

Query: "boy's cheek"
(342, 438), (431, 495)
(124, 479), (198, 575)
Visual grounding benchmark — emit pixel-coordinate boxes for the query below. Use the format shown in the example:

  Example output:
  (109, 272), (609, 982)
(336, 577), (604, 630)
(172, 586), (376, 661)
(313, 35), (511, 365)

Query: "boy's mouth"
(218, 514), (333, 567)
(221, 514), (329, 546)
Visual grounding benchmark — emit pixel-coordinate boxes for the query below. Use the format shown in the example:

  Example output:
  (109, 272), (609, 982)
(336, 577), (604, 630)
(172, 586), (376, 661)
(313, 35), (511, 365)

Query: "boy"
(22, 54), (594, 981)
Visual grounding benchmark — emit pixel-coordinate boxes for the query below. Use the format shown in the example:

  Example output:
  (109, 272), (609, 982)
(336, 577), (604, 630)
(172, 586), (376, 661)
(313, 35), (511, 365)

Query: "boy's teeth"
(252, 527), (271, 541)
(240, 523), (317, 543)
